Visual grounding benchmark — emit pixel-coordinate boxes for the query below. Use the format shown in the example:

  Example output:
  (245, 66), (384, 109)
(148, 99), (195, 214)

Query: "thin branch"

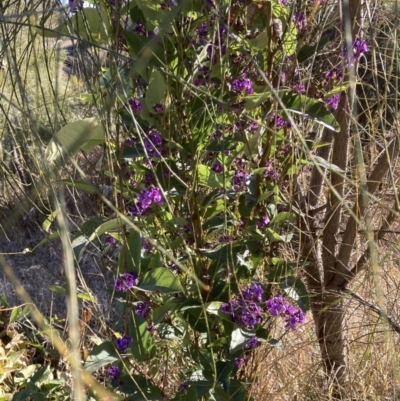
(344, 288), (400, 335)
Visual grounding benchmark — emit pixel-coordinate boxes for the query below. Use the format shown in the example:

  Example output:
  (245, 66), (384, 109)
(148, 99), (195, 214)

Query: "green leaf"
(77, 293), (96, 302)
(153, 298), (179, 323)
(138, 268), (183, 293)
(281, 93), (340, 132)
(268, 258), (296, 282)
(84, 341), (119, 373)
(199, 243), (246, 263)
(62, 7), (111, 44)
(145, 70), (166, 111)
(123, 31), (164, 71)
(185, 308), (209, 333)
(312, 155), (344, 173)
(46, 118), (105, 161)
(271, 212), (295, 224)
(197, 164), (229, 189)
(269, 338), (284, 350)
(229, 325), (255, 354)
(265, 228), (284, 243)
(42, 211), (58, 233)
(129, 312), (155, 362)
(9, 305), (32, 324)
(297, 36), (329, 63)
(56, 179), (98, 194)
(279, 276), (310, 312)
(244, 91), (271, 110)
(247, 31), (270, 49)
(48, 285), (67, 296)
(119, 231), (141, 274)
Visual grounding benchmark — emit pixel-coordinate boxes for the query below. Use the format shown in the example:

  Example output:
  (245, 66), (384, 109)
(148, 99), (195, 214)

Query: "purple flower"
(143, 131), (163, 157)
(345, 38), (369, 66)
(160, 0), (176, 9)
(353, 38), (368, 59)
(248, 121), (258, 132)
(293, 12), (307, 32)
(144, 172), (155, 185)
(270, 114), (290, 129)
(265, 295), (306, 330)
(68, 0), (84, 13)
(284, 307), (306, 330)
(323, 93), (340, 110)
(180, 380), (188, 393)
(246, 336), (258, 349)
(152, 103), (165, 114)
(232, 169), (247, 191)
(104, 236), (117, 245)
(231, 78), (254, 95)
(265, 295), (289, 316)
(221, 294), (262, 330)
(141, 237), (152, 255)
(325, 68), (343, 81)
(243, 283), (264, 302)
(292, 82), (306, 94)
(133, 23), (146, 35)
(219, 234), (231, 243)
(135, 301), (151, 318)
(128, 99), (143, 114)
(115, 335), (132, 352)
(256, 216), (270, 229)
(212, 161), (223, 173)
(234, 356), (249, 368)
(130, 187), (163, 216)
(115, 273), (138, 292)
(107, 366), (120, 379)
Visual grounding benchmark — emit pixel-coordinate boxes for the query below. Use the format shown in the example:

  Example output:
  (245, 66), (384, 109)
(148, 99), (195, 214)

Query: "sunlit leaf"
(138, 268), (183, 293)
(46, 118), (105, 161)
(84, 341), (119, 373)
(281, 93), (340, 131)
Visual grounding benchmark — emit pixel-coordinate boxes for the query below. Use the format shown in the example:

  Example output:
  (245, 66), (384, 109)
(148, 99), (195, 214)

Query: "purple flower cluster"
(152, 103), (165, 114)
(194, 66), (210, 87)
(246, 336), (258, 349)
(133, 23), (154, 37)
(141, 237), (152, 255)
(264, 161), (279, 181)
(115, 335), (133, 352)
(180, 380), (188, 394)
(323, 93), (340, 110)
(352, 38), (369, 59)
(68, 0), (84, 13)
(345, 38), (368, 66)
(128, 99), (143, 114)
(270, 114), (291, 129)
(234, 356), (249, 368)
(293, 12), (307, 32)
(107, 366), (120, 379)
(221, 284), (264, 329)
(265, 295), (306, 330)
(130, 187), (163, 216)
(143, 131), (163, 157)
(243, 283), (264, 302)
(292, 82), (306, 94)
(325, 68), (343, 81)
(256, 216), (270, 229)
(232, 169), (247, 191)
(135, 301), (151, 318)
(115, 273), (138, 292)
(212, 161), (223, 173)
(231, 78), (253, 95)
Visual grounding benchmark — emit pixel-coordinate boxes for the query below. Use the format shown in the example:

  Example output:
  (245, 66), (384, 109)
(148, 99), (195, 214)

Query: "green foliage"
(3, 0), (372, 397)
